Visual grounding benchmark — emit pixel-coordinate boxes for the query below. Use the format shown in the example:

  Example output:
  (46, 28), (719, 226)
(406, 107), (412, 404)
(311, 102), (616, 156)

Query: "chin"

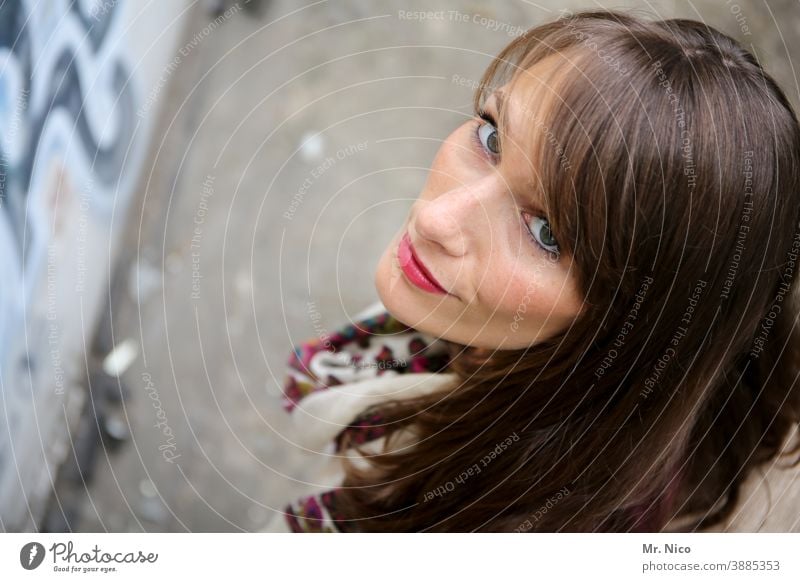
(375, 246), (433, 331)
(374, 244), (405, 318)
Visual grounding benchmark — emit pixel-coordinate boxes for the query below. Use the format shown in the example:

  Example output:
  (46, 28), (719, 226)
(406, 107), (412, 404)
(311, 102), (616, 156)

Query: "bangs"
(471, 17), (650, 285)
(471, 41), (587, 262)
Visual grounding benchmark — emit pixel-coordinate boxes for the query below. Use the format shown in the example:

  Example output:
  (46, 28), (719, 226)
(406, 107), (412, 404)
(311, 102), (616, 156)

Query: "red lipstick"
(398, 232), (447, 295)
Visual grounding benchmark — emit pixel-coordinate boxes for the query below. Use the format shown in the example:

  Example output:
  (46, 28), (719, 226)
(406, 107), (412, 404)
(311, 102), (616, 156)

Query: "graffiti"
(0, 0), (135, 270)
(0, 0), (142, 528)
(0, 0), (138, 374)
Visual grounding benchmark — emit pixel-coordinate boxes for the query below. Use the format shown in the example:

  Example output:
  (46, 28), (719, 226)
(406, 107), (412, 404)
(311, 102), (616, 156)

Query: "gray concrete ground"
(73, 0), (800, 531)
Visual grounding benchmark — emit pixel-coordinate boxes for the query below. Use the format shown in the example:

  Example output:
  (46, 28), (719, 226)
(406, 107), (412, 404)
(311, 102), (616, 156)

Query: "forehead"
(486, 53), (575, 197)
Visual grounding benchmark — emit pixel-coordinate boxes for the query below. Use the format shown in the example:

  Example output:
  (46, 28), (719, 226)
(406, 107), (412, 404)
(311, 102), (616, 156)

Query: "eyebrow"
(487, 89), (508, 130)
(491, 88), (507, 113)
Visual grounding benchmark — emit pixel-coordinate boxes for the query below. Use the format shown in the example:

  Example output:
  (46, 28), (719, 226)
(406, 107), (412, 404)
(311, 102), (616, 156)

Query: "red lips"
(397, 232), (447, 295)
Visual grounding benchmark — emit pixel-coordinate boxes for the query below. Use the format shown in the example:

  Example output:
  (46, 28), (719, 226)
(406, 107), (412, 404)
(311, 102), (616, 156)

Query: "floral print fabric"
(281, 309), (451, 532)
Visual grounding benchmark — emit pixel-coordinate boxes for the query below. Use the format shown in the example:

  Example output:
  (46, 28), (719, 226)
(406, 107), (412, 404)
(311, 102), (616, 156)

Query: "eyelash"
(472, 107), (499, 162)
(472, 108), (560, 261)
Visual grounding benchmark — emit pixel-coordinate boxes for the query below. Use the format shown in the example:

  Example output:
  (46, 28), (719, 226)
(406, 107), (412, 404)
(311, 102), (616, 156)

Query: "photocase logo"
(19, 542), (45, 570)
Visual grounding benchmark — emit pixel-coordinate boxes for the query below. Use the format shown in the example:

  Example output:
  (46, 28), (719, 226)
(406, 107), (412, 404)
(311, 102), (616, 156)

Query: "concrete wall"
(0, 0), (190, 531)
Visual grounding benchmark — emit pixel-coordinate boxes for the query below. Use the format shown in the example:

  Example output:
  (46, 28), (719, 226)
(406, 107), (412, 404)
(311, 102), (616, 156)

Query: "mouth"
(397, 232), (448, 295)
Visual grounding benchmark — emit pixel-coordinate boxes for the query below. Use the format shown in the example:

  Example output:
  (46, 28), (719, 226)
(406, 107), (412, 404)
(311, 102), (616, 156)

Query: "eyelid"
(476, 106), (495, 124)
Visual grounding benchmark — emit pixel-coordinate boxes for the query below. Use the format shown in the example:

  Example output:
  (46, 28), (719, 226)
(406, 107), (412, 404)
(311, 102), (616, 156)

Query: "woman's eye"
(524, 213), (560, 256)
(477, 122), (500, 155)
(475, 110), (500, 156)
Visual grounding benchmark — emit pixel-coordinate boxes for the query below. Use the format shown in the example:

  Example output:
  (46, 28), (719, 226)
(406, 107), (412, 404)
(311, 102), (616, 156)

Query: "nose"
(413, 178), (500, 257)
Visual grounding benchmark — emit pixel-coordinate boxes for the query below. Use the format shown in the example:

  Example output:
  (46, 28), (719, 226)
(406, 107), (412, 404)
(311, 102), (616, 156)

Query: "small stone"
(102, 339), (139, 377)
(139, 479), (158, 498)
(299, 131), (324, 162)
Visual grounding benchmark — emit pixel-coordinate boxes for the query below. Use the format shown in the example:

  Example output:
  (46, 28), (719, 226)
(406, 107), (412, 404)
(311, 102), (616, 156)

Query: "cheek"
(482, 256), (577, 321)
(491, 272), (539, 317)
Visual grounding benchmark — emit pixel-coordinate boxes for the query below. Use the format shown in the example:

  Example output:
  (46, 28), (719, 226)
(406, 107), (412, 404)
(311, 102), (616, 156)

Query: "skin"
(374, 54), (586, 350)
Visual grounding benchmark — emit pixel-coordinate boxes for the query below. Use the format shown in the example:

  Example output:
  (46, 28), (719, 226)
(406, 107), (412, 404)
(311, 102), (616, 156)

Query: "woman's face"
(375, 55), (585, 349)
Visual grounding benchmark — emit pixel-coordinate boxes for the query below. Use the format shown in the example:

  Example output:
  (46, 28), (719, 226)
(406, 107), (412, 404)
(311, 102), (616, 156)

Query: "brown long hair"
(334, 9), (800, 532)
